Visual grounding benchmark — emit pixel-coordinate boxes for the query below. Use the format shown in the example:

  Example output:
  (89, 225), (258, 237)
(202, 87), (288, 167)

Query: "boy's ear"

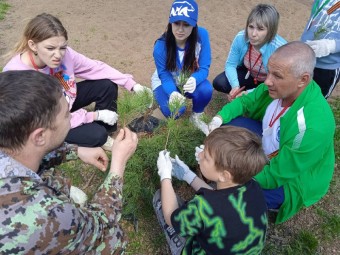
(218, 170), (232, 183)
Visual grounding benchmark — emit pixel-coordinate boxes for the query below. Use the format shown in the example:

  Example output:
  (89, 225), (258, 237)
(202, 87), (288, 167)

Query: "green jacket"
(217, 81), (335, 223)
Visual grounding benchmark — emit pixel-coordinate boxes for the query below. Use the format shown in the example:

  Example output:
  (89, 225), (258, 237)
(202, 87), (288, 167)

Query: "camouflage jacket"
(0, 150), (127, 254)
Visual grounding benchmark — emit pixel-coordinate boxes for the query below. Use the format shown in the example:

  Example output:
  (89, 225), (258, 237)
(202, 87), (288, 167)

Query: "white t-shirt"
(262, 99), (290, 156)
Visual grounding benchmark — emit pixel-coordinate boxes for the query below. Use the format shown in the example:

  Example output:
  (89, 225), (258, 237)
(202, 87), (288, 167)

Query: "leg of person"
(153, 85), (186, 118)
(190, 79), (213, 114)
(236, 64), (260, 90)
(225, 116), (263, 136)
(72, 79), (118, 133)
(262, 187), (285, 211)
(212, 71), (232, 93)
(153, 189), (186, 255)
(313, 67), (340, 99)
(65, 122), (108, 147)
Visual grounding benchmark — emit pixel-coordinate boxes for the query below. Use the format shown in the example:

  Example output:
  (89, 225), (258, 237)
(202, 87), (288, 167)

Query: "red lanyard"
(28, 51), (54, 75)
(248, 45), (263, 85)
(269, 100), (290, 127)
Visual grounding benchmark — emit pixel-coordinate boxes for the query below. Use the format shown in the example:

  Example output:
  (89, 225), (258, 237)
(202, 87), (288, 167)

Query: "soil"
(0, 0), (339, 254)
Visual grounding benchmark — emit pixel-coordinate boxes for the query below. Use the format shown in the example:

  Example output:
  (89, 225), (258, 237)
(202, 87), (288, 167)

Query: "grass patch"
(0, 1), (10, 20)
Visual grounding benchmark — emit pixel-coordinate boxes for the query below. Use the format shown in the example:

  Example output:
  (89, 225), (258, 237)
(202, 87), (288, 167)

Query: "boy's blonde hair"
(204, 126), (268, 184)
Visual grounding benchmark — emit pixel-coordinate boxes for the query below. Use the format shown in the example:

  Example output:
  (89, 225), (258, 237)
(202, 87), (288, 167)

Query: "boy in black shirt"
(154, 126), (268, 254)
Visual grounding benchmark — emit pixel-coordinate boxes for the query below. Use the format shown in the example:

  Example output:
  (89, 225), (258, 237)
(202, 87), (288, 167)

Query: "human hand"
(169, 91), (186, 105)
(110, 128), (138, 177)
(157, 150), (172, 181)
(208, 116), (223, 133)
(70, 186), (88, 207)
(133, 83), (153, 108)
(195, 144), (204, 164)
(77, 147), (109, 171)
(96, 110), (119, 125)
(306, 39), (336, 58)
(170, 155), (197, 184)
(228, 86), (240, 100)
(183, 77), (196, 93)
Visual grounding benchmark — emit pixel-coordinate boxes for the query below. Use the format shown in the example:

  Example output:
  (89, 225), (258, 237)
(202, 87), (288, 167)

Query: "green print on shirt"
(174, 195), (227, 249)
(229, 186), (267, 254)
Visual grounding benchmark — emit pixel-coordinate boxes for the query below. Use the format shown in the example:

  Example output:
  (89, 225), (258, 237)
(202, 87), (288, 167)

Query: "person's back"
(155, 126), (268, 254)
(171, 179), (267, 254)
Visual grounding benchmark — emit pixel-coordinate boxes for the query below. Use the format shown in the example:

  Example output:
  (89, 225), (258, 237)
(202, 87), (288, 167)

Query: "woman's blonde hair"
(3, 13), (68, 60)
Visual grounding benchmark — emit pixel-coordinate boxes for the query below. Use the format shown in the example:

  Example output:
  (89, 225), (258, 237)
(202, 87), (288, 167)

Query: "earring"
(33, 51), (38, 56)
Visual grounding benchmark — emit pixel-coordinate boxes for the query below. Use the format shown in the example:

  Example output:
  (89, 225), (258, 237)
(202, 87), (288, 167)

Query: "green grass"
(0, 1), (9, 20)
(56, 97), (340, 254)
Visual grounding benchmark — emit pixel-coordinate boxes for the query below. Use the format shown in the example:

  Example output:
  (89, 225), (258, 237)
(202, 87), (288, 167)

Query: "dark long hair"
(164, 23), (198, 73)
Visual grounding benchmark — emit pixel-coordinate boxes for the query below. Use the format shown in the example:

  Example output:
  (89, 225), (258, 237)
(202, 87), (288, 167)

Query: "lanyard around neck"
(28, 51), (54, 75)
(269, 100), (291, 128)
(247, 45), (263, 85)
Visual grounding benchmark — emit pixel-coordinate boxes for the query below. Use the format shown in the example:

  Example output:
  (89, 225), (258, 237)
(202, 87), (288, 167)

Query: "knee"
(88, 126), (108, 146)
(101, 79), (118, 96)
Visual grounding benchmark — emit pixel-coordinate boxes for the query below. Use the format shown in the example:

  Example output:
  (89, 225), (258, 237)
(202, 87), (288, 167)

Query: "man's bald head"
(271, 41), (316, 79)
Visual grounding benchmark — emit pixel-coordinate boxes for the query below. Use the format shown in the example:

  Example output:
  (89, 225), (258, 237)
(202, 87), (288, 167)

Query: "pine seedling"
(117, 88), (153, 126)
(176, 69), (191, 94)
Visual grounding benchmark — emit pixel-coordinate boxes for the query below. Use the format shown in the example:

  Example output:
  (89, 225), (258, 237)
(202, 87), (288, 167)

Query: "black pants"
(212, 65), (259, 93)
(65, 79), (118, 147)
(313, 67), (340, 98)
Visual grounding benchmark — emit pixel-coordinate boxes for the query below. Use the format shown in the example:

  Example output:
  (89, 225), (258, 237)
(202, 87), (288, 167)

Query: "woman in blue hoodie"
(151, 0), (212, 135)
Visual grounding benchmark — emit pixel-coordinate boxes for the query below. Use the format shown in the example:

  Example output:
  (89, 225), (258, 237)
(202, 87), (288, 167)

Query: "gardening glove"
(157, 150), (172, 181)
(133, 83), (153, 108)
(306, 39), (336, 58)
(195, 144), (204, 164)
(96, 110), (119, 125)
(70, 186), (88, 207)
(169, 91), (186, 106)
(183, 77), (196, 93)
(170, 155), (197, 184)
(208, 116), (223, 133)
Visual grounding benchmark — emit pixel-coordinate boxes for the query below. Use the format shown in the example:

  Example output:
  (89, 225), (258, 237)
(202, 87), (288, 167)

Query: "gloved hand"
(169, 91), (186, 106)
(208, 116), (223, 133)
(306, 39), (336, 58)
(96, 110), (119, 125)
(157, 150), (172, 181)
(133, 83), (153, 108)
(195, 144), (204, 164)
(70, 186), (88, 207)
(170, 155), (197, 184)
(183, 77), (196, 93)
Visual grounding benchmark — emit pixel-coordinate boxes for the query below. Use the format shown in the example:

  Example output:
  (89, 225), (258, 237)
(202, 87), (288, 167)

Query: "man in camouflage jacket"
(0, 70), (138, 254)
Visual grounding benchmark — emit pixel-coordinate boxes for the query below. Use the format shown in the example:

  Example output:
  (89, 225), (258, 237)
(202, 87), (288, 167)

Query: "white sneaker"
(70, 186), (88, 207)
(190, 112), (209, 136)
(101, 136), (114, 151)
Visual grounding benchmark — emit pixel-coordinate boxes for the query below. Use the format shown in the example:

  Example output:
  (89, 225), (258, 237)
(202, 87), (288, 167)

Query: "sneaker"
(190, 112), (209, 136)
(102, 136), (114, 151)
(70, 186), (88, 207)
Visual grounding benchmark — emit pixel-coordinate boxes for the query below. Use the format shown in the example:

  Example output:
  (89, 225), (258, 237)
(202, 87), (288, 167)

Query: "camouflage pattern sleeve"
(0, 168), (127, 254)
(38, 143), (78, 174)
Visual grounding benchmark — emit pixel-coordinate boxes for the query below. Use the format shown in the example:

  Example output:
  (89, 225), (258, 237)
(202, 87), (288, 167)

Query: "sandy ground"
(0, 0), (339, 99)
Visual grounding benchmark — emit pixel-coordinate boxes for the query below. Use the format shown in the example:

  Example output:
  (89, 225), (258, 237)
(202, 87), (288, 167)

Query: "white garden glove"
(306, 39), (336, 58)
(157, 150), (172, 181)
(70, 186), (88, 207)
(96, 109), (119, 125)
(133, 83), (153, 108)
(170, 155), (197, 184)
(195, 144), (204, 164)
(183, 77), (196, 93)
(208, 116), (223, 133)
(169, 91), (186, 105)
